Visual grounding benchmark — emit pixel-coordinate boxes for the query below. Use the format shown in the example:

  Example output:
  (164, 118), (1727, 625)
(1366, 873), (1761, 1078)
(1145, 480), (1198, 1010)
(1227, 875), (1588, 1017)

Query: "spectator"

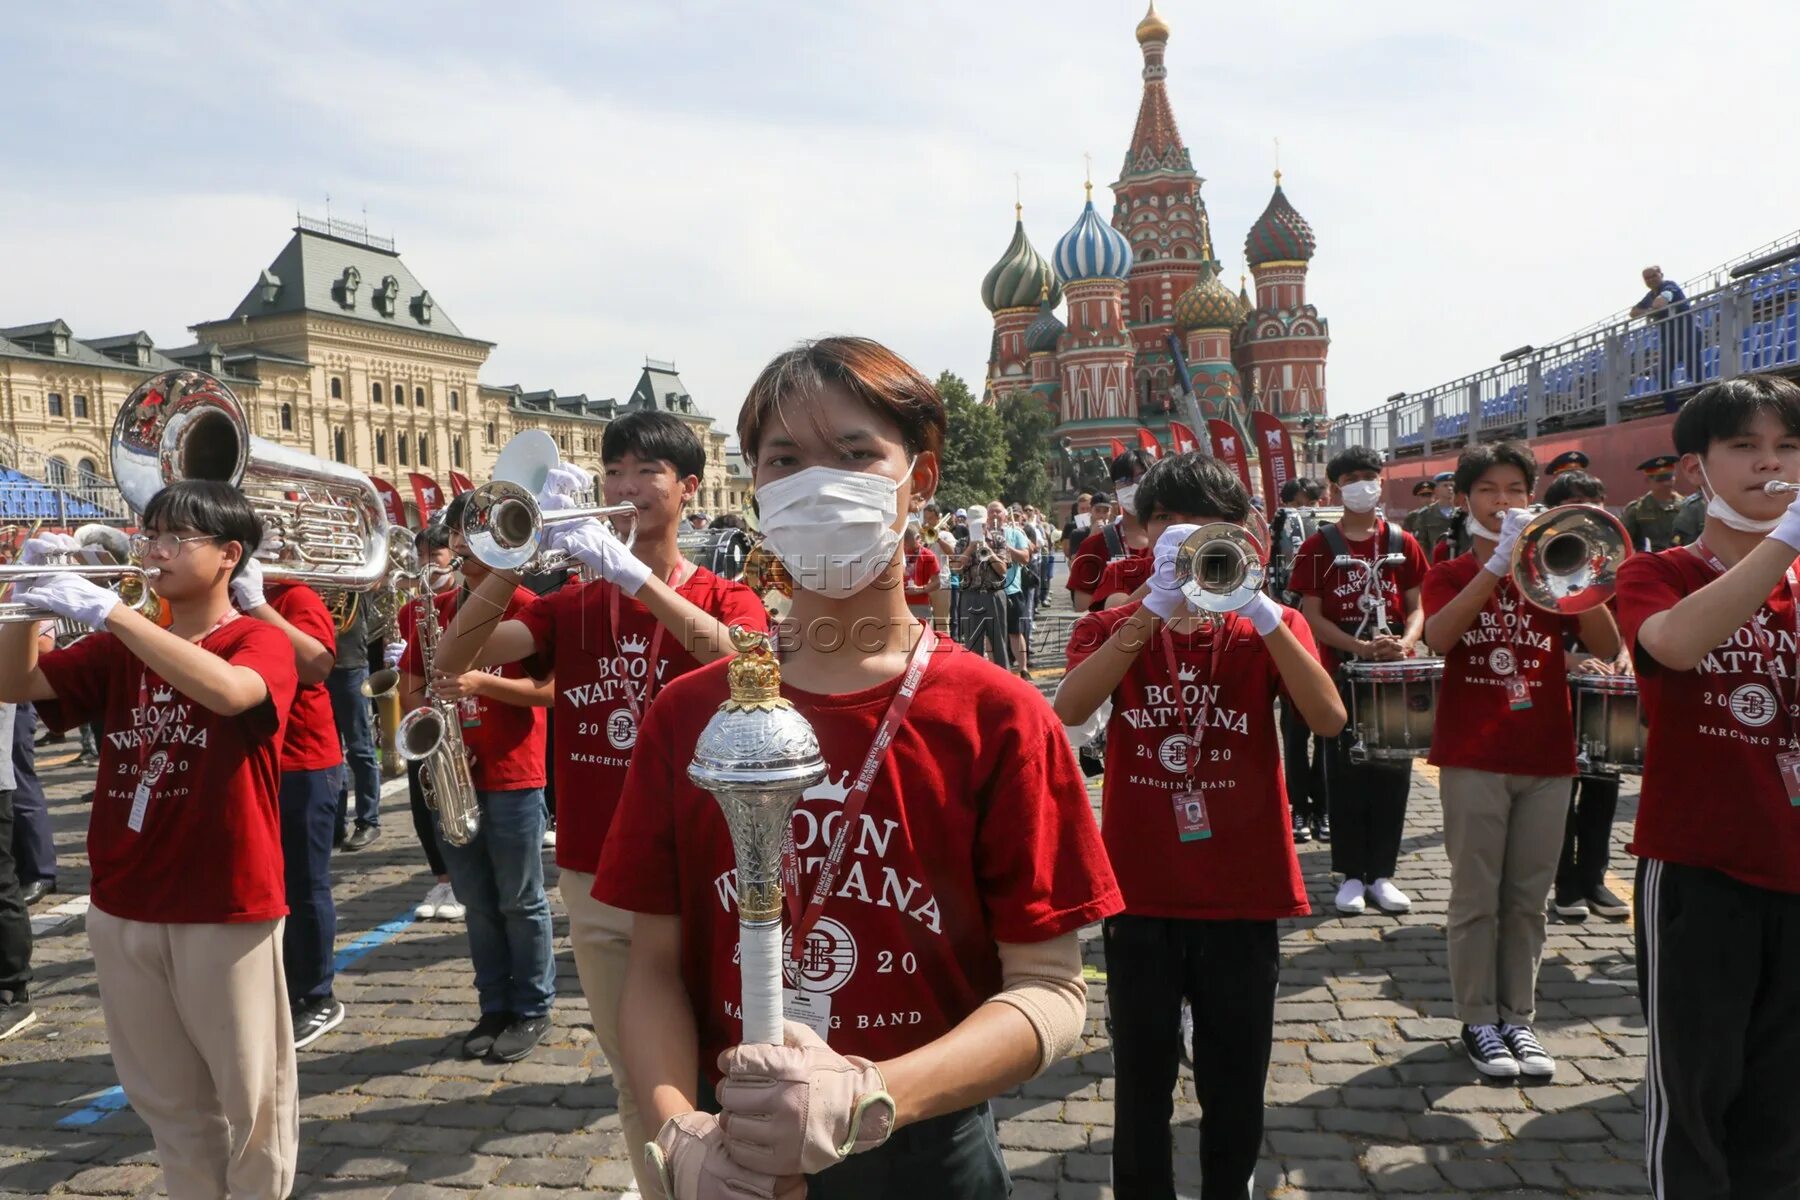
(1629, 264), (1692, 391)
(686, 513), (708, 531)
(1061, 492), (1093, 561)
(951, 505), (1011, 668)
(901, 524), (941, 625)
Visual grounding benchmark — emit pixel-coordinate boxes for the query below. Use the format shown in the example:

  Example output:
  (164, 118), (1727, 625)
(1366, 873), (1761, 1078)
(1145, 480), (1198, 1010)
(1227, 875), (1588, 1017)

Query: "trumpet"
(1509, 503), (1631, 614)
(1169, 514), (1271, 615)
(460, 482), (638, 574)
(0, 522), (163, 626)
(1764, 481), (1800, 495)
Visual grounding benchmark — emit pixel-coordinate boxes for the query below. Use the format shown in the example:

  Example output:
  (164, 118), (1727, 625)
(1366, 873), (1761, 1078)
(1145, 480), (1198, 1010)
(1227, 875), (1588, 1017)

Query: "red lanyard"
(607, 561), (688, 722)
(1695, 541), (1800, 744)
(783, 624), (938, 963)
(1159, 621), (1230, 786)
(134, 608), (239, 772)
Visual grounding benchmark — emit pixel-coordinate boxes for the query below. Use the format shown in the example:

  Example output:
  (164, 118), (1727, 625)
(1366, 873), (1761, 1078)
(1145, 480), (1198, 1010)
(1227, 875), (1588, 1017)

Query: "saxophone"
(395, 564), (480, 847)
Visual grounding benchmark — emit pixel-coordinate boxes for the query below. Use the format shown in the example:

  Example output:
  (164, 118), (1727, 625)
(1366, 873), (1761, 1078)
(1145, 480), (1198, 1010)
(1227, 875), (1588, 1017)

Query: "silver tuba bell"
(110, 369), (390, 591)
(1510, 504), (1631, 614)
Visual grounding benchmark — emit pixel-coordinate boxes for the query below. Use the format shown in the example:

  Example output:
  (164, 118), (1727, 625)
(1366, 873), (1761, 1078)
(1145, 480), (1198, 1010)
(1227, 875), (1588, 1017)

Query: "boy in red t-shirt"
(0, 481), (300, 1198)
(229, 552), (346, 1048)
(1422, 442), (1619, 1083)
(1066, 451), (1153, 612)
(1616, 375), (1800, 1196)
(399, 491), (556, 1063)
(1289, 446), (1430, 917)
(900, 523), (940, 624)
(597, 337), (1121, 1200)
(1055, 452), (1345, 1200)
(435, 411), (767, 1192)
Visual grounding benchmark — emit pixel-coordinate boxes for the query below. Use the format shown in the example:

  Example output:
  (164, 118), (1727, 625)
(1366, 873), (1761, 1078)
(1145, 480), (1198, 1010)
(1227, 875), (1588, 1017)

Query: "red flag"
(1168, 421), (1202, 455)
(1135, 428), (1162, 459)
(408, 473), (443, 525)
(448, 470), (474, 496)
(1250, 411), (1299, 516)
(1108, 437), (1129, 459)
(1207, 420), (1254, 495)
(370, 475), (408, 528)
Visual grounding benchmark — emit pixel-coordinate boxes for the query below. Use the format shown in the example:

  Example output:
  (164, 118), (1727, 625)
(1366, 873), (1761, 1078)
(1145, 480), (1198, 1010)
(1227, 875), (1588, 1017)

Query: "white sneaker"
(415, 881), (449, 920)
(543, 825), (557, 849)
(1334, 878), (1366, 915)
(435, 889), (465, 921)
(1368, 877), (1412, 913)
(1499, 1023), (1556, 1078)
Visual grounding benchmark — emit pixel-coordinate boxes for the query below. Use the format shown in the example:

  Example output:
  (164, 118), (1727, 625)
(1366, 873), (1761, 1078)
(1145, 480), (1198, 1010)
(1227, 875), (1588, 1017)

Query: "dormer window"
(334, 266), (362, 309)
(374, 275), (400, 317)
(259, 268), (281, 306)
(412, 291), (434, 324)
(51, 330), (69, 357)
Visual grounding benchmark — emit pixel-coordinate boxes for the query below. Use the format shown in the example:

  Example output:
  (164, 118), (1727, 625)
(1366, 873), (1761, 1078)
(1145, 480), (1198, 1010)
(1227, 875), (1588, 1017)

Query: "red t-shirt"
(593, 640), (1123, 1072)
(903, 548), (941, 606)
(1068, 526), (1147, 601)
(1066, 603), (1314, 920)
(1289, 522), (1428, 674)
(517, 567), (769, 874)
(1431, 538), (1455, 565)
(1422, 554), (1575, 776)
(1617, 547), (1800, 892)
(400, 585), (547, 791)
(1091, 555), (1155, 610)
(37, 618), (297, 923)
(266, 584), (342, 772)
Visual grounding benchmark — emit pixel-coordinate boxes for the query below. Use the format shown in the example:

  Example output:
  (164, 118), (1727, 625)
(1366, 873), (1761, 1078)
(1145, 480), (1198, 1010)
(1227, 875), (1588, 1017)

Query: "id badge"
(128, 777), (153, 833)
(782, 987), (832, 1041)
(1777, 749), (1800, 806)
(1173, 791), (1213, 842)
(1505, 675), (1532, 711)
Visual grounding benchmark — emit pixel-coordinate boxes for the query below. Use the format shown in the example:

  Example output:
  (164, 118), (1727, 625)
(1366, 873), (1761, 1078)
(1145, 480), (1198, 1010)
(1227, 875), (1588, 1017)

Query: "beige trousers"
(560, 870), (652, 1195)
(1439, 768), (1570, 1027)
(86, 908), (298, 1200)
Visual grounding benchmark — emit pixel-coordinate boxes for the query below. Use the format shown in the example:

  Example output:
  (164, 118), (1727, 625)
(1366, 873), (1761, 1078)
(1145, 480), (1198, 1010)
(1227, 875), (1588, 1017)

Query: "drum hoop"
(1344, 658), (1445, 682)
(1569, 673), (1638, 695)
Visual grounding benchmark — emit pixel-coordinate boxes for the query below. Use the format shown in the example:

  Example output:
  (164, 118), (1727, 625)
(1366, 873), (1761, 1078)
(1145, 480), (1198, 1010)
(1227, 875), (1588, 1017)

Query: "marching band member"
(596, 337), (1121, 1199)
(402, 526), (464, 922)
(434, 410), (767, 1193)
(1617, 375), (1800, 1196)
(1290, 447), (1429, 915)
(0, 481), (299, 1198)
(1422, 443), (1619, 1081)
(399, 493), (556, 1062)
(1067, 451), (1153, 612)
(1054, 451), (1343, 1200)
(231, 545), (346, 1048)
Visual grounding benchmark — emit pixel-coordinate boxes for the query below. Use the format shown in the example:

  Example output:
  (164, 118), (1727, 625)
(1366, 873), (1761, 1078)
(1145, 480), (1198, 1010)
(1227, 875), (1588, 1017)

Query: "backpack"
(1101, 520), (1128, 562)
(1319, 519), (1407, 634)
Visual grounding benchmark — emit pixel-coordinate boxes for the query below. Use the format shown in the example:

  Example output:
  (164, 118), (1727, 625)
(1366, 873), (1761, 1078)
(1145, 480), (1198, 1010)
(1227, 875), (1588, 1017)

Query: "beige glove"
(715, 1020), (896, 1176)
(642, 1111), (803, 1200)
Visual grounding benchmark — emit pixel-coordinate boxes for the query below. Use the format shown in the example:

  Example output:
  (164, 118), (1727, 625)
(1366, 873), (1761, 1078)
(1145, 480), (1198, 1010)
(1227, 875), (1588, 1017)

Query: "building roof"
(1054, 191), (1134, 284)
(629, 361), (704, 419)
(1244, 176), (1317, 266)
(1023, 291), (1067, 353)
(981, 212), (1061, 313)
(1174, 263), (1240, 332)
(0, 319), (189, 376)
(1120, 2), (1193, 180)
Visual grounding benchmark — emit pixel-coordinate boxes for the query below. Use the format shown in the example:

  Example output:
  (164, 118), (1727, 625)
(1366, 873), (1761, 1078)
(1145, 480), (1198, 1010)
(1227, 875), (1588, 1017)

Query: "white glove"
(1239, 591), (1286, 637)
(539, 463), (593, 505)
(1483, 508), (1532, 577)
(384, 641), (406, 669)
(1773, 494), (1800, 553)
(12, 533), (77, 591)
(230, 555), (267, 612)
(548, 519), (652, 595)
(18, 574), (120, 632)
(1143, 523), (1200, 619)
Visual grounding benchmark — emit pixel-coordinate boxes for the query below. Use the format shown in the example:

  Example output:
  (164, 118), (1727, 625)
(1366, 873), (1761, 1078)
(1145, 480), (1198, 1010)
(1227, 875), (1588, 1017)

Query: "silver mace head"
(687, 626), (826, 924)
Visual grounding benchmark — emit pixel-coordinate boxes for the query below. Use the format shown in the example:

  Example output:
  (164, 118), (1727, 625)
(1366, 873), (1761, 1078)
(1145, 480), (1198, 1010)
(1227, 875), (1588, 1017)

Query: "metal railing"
(0, 432), (130, 522)
(1331, 254), (1800, 457)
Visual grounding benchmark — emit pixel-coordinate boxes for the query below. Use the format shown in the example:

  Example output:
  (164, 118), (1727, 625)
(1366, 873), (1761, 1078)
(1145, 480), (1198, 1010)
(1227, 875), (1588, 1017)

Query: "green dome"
(981, 215), (1061, 313)
(1175, 264), (1239, 331)
(1244, 176), (1316, 267)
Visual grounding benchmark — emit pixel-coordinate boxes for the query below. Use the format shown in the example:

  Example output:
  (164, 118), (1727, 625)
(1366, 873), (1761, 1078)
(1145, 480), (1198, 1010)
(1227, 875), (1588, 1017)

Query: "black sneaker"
(292, 997), (346, 1050)
(490, 1014), (550, 1062)
(1461, 1023), (1520, 1079)
(1499, 1023), (1555, 1078)
(0, 993), (36, 1041)
(1587, 884), (1630, 919)
(463, 1012), (512, 1059)
(1553, 886), (1590, 921)
(1312, 814), (1331, 843)
(1292, 811), (1312, 844)
(342, 824), (379, 852)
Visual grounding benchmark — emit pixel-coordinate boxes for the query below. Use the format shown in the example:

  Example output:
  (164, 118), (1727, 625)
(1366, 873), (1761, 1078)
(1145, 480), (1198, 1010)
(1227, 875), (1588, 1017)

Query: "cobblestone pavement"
(0, 585), (1650, 1198)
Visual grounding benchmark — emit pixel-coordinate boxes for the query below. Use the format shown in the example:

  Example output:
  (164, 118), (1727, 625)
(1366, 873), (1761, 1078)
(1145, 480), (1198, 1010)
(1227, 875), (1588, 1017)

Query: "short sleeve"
(1063, 610), (1117, 673)
(1269, 605), (1320, 696)
(36, 633), (121, 733)
(1288, 533), (1331, 597)
(1616, 552), (1686, 676)
(226, 623), (298, 742)
(1399, 531), (1430, 591)
(516, 585), (575, 680)
(271, 586), (338, 659)
(717, 581), (773, 635)
(1420, 558), (1470, 618)
(396, 599), (428, 677)
(1067, 533), (1108, 594)
(591, 688), (683, 914)
(973, 687), (1122, 942)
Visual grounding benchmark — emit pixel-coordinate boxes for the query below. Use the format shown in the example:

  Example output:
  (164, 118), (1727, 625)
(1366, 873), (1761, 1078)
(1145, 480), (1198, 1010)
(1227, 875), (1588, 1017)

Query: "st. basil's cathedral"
(979, 1), (1329, 471)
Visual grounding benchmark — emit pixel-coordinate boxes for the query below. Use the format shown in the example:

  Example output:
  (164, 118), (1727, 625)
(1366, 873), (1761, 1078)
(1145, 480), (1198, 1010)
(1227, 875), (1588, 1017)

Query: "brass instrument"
(1764, 481), (1800, 495)
(394, 559), (479, 847)
(677, 527), (753, 581)
(0, 521), (162, 626)
(1168, 509), (1273, 616)
(460, 431), (637, 573)
(1510, 504), (1631, 614)
(111, 369), (390, 592)
(323, 589), (361, 636)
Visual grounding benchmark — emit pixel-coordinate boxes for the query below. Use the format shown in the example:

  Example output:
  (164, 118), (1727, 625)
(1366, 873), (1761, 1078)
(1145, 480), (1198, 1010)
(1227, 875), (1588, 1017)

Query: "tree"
(935, 371), (1006, 513)
(998, 391), (1056, 510)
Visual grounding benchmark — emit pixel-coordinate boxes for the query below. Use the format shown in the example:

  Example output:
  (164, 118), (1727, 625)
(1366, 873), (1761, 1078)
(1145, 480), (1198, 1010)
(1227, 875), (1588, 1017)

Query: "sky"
(6, 1), (1800, 431)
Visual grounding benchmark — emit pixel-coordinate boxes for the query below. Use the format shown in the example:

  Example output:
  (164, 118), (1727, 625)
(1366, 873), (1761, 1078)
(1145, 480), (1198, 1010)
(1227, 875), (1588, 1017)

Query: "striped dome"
(1023, 291), (1066, 353)
(1174, 264), (1239, 331)
(980, 215), (1060, 313)
(1244, 177), (1316, 266)
(1054, 194), (1134, 284)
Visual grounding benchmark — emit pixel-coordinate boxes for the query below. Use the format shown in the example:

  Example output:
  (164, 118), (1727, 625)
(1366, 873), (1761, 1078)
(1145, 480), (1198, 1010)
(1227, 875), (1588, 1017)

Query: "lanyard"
(784, 624), (937, 964)
(1158, 620), (1232, 787)
(607, 561), (689, 722)
(1695, 541), (1800, 745)
(134, 608), (239, 773)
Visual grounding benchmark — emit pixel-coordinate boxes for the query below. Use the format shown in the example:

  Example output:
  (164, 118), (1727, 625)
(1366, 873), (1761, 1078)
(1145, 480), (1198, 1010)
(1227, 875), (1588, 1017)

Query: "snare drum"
(1570, 673), (1645, 777)
(1342, 657), (1444, 765)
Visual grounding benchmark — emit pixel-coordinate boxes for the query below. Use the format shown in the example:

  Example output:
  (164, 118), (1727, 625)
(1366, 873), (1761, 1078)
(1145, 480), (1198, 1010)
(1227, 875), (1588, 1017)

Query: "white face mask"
(755, 461), (910, 598)
(1113, 483), (1138, 514)
(1699, 462), (1781, 534)
(1340, 479), (1382, 514)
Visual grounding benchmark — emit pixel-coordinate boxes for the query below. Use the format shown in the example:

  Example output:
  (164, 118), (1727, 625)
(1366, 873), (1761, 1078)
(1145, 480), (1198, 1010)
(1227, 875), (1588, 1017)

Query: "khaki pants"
(560, 870), (651, 1194)
(1439, 768), (1570, 1027)
(87, 908), (297, 1200)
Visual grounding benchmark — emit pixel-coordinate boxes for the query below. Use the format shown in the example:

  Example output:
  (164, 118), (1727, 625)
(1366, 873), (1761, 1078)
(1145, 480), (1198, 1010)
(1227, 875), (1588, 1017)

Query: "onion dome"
(1244, 172), (1316, 266)
(1054, 186), (1134, 284)
(1175, 264), (1239, 331)
(1023, 284), (1065, 353)
(1135, 0), (1170, 44)
(981, 209), (1060, 313)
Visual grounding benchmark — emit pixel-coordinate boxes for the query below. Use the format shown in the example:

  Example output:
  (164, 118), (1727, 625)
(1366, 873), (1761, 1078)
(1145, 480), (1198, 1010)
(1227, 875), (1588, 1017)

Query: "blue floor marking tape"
(56, 1086), (129, 1128)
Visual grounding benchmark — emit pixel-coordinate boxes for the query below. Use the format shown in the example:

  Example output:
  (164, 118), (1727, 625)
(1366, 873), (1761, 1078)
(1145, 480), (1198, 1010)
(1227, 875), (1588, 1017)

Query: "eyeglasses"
(129, 533), (220, 560)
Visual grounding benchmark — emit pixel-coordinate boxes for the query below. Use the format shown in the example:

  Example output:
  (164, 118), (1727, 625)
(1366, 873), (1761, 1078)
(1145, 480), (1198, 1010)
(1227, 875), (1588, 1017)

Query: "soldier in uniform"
(1402, 479), (1434, 537)
(1544, 449), (1590, 483)
(1410, 471), (1460, 559)
(1621, 454), (1684, 552)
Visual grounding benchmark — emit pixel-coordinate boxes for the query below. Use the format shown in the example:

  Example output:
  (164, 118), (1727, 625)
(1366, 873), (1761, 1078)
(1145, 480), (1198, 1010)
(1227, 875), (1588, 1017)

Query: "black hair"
(1325, 445), (1383, 484)
(1110, 449), (1153, 484)
(440, 492), (469, 532)
(1089, 490), (1113, 506)
(1135, 451), (1251, 525)
(1544, 469), (1606, 507)
(602, 410), (706, 479)
(708, 513), (747, 530)
(1301, 477), (1323, 499)
(416, 521), (453, 553)
(1453, 440), (1538, 497)
(140, 480), (262, 580)
(1279, 479), (1305, 504)
(1672, 373), (1800, 456)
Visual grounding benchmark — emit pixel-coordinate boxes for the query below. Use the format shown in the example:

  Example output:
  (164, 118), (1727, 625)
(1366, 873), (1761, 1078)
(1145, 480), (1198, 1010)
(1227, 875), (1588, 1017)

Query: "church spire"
(1122, 1), (1191, 178)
